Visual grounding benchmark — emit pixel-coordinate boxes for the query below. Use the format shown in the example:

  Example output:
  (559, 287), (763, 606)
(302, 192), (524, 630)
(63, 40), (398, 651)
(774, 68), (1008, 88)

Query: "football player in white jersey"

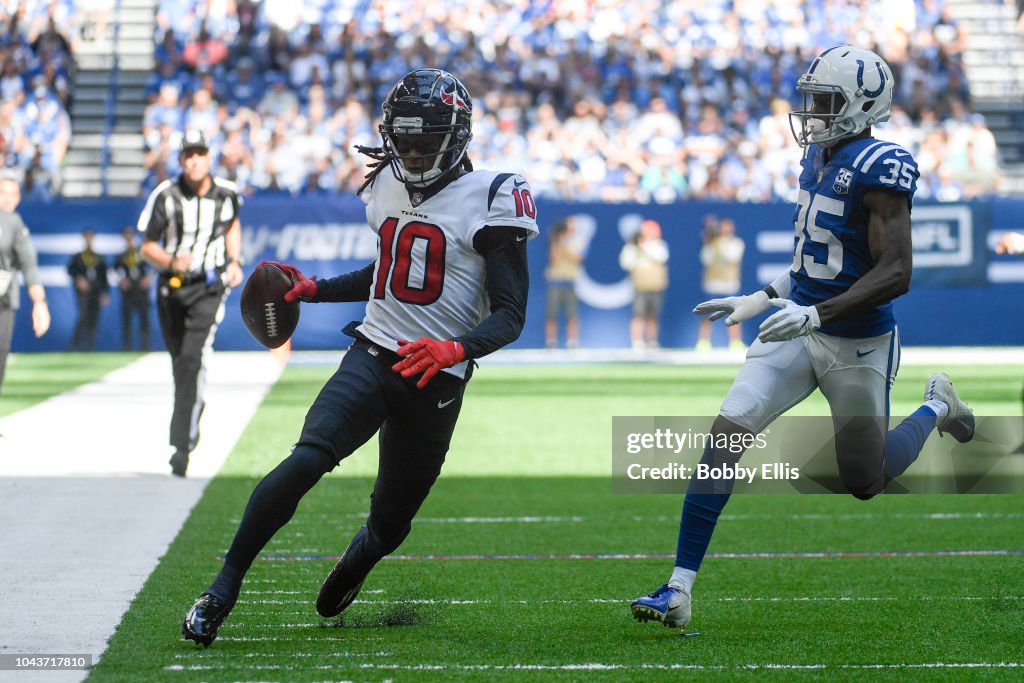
(183, 69), (538, 646)
(631, 46), (976, 631)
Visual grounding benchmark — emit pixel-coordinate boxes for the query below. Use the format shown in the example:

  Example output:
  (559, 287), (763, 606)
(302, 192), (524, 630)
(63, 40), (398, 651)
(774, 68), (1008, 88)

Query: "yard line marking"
(165, 662), (1024, 672)
(227, 595), (1023, 611)
(276, 511), (1023, 526)
(248, 548), (1024, 562)
(215, 636), (386, 643)
(172, 651), (391, 659)
(418, 515), (587, 523)
(245, 588), (386, 595)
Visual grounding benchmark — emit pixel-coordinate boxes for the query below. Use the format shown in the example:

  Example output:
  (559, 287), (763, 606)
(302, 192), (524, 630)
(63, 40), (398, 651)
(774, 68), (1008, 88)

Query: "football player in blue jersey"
(631, 46), (976, 630)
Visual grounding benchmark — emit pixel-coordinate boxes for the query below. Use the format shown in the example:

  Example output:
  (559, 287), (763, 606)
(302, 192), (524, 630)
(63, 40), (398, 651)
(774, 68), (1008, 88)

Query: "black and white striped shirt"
(138, 175), (241, 274)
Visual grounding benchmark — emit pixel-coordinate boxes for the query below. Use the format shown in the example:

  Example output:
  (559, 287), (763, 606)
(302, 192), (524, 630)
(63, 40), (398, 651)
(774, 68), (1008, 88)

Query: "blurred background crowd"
(0, 1), (75, 201)
(0, 0), (1009, 202)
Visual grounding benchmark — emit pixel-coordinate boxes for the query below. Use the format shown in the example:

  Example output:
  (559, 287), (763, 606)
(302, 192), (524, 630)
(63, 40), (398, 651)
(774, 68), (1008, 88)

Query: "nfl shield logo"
(833, 168), (854, 194)
(411, 192), (424, 206)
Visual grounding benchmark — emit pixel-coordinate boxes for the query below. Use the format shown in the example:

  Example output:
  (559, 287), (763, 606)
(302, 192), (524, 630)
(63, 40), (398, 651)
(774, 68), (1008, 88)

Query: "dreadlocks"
(355, 145), (392, 195)
(354, 145), (474, 195)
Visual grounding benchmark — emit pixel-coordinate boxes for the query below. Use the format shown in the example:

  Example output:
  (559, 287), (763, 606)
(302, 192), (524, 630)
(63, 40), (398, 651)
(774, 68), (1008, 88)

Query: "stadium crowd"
(141, 0), (1005, 203)
(0, 1), (75, 200)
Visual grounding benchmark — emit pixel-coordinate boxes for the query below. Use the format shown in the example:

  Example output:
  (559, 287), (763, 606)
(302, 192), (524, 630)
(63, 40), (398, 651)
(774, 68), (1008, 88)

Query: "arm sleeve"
(454, 226), (530, 359)
(766, 268), (792, 299)
(310, 262), (374, 302)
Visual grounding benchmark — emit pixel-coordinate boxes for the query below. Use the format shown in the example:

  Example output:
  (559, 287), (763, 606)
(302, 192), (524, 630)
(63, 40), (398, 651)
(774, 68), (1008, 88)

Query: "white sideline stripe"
(165, 662), (1024, 672)
(0, 352), (283, 681)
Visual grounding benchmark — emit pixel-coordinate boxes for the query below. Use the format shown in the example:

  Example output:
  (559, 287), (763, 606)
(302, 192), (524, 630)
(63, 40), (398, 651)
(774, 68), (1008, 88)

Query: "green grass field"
(61, 360), (1024, 681)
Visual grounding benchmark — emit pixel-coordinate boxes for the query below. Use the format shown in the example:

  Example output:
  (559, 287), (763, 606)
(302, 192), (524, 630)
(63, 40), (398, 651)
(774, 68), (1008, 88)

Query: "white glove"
(758, 298), (821, 342)
(693, 290), (770, 326)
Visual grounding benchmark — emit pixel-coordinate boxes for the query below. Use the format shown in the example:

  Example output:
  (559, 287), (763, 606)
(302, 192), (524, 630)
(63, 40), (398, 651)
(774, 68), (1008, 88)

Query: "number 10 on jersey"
(373, 217), (447, 305)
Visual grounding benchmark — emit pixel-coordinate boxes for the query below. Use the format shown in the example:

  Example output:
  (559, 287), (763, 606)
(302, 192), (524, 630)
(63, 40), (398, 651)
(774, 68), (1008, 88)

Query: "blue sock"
(884, 405), (937, 479)
(675, 443), (738, 570)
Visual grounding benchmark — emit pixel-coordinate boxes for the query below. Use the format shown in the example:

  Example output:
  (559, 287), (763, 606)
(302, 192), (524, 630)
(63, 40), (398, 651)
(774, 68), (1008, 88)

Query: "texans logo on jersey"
(833, 168), (853, 195)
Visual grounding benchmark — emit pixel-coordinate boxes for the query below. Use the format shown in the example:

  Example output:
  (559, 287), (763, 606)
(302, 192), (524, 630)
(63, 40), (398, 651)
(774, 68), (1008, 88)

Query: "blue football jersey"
(789, 138), (919, 338)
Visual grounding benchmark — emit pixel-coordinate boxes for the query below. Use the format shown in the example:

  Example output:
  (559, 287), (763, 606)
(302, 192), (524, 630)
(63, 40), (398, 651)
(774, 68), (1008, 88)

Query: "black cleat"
(183, 593), (233, 647)
(169, 450), (189, 477)
(316, 556), (366, 618)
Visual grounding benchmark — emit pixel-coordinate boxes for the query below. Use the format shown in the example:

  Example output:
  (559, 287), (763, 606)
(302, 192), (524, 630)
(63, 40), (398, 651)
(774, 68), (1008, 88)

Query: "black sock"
(208, 446), (335, 603)
(206, 564), (244, 605)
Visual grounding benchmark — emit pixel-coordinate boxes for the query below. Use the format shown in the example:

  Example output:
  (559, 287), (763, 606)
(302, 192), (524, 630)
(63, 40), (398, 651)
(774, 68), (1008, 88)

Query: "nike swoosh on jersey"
(856, 349), (877, 357)
(515, 234), (528, 241)
(438, 398), (457, 408)
(893, 151), (910, 157)
(513, 179), (527, 187)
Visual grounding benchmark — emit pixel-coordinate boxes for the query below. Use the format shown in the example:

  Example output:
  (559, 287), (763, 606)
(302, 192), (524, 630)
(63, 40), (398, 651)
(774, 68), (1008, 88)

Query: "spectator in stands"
(182, 24), (228, 71)
(67, 227), (109, 352)
(258, 72), (299, 119)
(0, 59), (23, 105)
(144, 0), (1001, 202)
(145, 60), (191, 104)
(223, 56), (263, 112)
(144, 84), (185, 140)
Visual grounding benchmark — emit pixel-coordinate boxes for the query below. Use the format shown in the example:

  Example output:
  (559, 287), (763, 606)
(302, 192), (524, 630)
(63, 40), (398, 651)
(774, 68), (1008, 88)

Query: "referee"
(139, 129), (244, 476)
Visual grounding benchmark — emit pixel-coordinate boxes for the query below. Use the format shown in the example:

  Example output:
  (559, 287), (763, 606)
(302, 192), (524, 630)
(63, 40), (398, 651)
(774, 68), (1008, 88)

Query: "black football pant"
(157, 278), (227, 453)
(0, 306), (12, 396)
(70, 292), (102, 351)
(218, 339), (468, 599)
(121, 288), (150, 351)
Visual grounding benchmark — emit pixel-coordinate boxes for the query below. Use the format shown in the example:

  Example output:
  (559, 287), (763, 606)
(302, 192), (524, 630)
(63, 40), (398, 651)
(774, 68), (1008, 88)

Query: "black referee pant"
(221, 338), (469, 582)
(157, 276), (227, 453)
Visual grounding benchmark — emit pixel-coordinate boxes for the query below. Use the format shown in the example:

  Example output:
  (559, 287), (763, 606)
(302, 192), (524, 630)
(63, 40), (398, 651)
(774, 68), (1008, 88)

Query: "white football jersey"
(357, 169), (539, 377)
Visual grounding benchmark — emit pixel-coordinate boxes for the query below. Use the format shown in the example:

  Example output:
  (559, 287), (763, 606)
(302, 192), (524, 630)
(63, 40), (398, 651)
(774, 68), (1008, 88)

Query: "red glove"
(392, 337), (466, 389)
(258, 261), (318, 302)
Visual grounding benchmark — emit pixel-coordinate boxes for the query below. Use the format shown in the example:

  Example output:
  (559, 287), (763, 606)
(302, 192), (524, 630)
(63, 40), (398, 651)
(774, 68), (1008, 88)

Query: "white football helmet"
(790, 45), (894, 148)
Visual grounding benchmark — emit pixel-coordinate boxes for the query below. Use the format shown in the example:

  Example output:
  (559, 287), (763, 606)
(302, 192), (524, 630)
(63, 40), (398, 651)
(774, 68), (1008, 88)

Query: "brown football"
(240, 263), (300, 349)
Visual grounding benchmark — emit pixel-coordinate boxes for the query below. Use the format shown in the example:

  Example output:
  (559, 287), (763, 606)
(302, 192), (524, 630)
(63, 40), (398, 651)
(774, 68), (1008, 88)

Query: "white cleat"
(925, 373), (975, 443)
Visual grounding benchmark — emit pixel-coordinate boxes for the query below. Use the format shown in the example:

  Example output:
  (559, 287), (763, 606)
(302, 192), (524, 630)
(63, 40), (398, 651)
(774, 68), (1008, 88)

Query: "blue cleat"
(925, 373), (975, 443)
(630, 583), (691, 628)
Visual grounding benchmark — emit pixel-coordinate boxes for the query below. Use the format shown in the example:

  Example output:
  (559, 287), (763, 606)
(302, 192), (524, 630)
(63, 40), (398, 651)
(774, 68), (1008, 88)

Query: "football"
(240, 263), (300, 349)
